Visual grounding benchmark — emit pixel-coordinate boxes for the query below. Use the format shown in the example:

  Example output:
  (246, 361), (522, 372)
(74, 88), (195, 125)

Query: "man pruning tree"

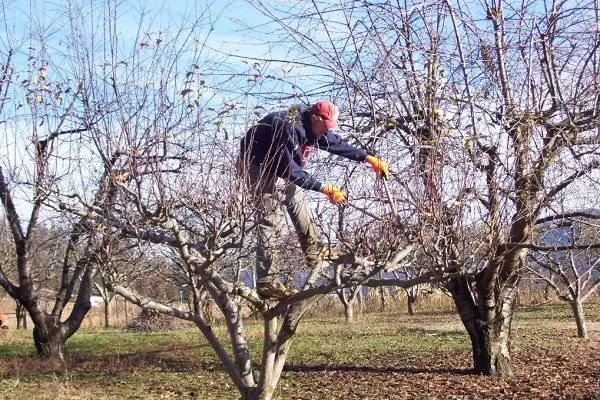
(239, 100), (389, 300)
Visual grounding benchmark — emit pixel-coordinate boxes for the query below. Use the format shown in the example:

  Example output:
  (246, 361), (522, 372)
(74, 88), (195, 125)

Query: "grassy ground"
(0, 303), (598, 399)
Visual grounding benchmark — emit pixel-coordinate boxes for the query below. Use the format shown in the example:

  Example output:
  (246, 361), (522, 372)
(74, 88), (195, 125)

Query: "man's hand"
(365, 155), (390, 179)
(321, 184), (347, 204)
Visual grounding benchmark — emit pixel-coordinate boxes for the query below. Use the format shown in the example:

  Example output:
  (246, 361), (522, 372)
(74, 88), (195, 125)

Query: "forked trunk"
(28, 265), (94, 362)
(447, 276), (492, 374)
(338, 288), (357, 323)
(466, 310), (514, 377)
(256, 317), (293, 400)
(448, 275), (517, 376)
(568, 299), (588, 339)
(252, 299), (318, 400)
(33, 324), (66, 361)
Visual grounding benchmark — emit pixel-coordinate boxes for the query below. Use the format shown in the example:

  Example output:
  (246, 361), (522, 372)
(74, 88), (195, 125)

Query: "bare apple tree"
(47, 2), (433, 399)
(0, 5), (126, 358)
(528, 215), (600, 339)
(248, 0), (600, 377)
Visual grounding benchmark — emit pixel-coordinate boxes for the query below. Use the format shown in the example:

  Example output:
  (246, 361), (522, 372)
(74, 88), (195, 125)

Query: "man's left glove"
(365, 155), (390, 179)
(321, 184), (347, 204)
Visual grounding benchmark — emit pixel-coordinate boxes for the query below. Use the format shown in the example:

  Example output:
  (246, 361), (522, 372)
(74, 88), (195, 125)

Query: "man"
(239, 100), (389, 300)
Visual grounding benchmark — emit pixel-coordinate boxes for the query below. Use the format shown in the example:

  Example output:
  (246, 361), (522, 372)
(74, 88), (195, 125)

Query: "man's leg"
(247, 163), (297, 299)
(283, 183), (345, 265)
(283, 183), (320, 254)
(247, 163), (281, 282)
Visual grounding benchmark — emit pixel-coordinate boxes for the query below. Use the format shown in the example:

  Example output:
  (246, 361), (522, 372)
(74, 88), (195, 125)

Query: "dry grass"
(0, 303), (598, 399)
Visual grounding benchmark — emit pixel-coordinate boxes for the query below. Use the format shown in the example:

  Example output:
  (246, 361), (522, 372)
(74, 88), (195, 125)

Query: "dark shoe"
(257, 281), (299, 300)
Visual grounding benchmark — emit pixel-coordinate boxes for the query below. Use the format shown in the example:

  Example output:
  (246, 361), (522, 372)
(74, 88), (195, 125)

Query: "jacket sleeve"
(272, 117), (323, 192)
(284, 148), (323, 191)
(317, 131), (368, 162)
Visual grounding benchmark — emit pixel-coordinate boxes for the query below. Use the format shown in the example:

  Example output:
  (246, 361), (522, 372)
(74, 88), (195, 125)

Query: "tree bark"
(33, 322), (66, 361)
(447, 265), (519, 377)
(488, 295), (516, 377)
(104, 297), (112, 328)
(447, 276), (492, 374)
(343, 301), (354, 323)
(27, 262), (94, 361)
(378, 286), (386, 312)
(407, 292), (416, 316)
(568, 299), (588, 339)
(338, 289), (356, 323)
(257, 317), (290, 400)
(16, 302), (27, 329)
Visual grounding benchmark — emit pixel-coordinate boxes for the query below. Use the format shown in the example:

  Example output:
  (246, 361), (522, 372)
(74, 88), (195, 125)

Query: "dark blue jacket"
(240, 105), (368, 191)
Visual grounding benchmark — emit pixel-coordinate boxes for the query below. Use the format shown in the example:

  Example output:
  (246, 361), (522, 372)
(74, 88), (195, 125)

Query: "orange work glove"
(321, 184), (347, 204)
(365, 155), (390, 179)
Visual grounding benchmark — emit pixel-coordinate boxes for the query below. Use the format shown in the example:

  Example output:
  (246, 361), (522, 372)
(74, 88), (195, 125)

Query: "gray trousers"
(243, 162), (319, 284)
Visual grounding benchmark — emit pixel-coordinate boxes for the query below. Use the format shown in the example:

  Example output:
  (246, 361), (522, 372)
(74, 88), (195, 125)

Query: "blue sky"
(1, 0), (278, 64)
(0, 0), (301, 220)
(1, 0), (332, 111)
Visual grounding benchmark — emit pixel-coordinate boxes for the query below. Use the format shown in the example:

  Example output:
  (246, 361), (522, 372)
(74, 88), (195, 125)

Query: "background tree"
(92, 238), (166, 328)
(527, 215), (600, 338)
(0, 21), (115, 358)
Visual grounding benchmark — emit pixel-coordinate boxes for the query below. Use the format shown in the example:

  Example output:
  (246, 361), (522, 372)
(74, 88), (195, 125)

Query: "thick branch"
(0, 167), (25, 243)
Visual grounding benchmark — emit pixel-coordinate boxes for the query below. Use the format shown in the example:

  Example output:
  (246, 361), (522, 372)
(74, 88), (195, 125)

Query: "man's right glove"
(365, 155), (390, 179)
(321, 184), (347, 204)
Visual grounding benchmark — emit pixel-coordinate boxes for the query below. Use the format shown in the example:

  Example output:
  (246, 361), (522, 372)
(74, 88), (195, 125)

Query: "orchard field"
(0, 303), (598, 400)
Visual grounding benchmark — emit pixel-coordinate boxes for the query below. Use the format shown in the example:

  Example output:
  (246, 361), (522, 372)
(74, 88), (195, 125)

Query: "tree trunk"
(447, 276), (492, 374)
(239, 388), (257, 400)
(257, 317), (292, 400)
(488, 298), (515, 377)
(239, 387), (278, 400)
(357, 288), (363, 315)
(104, 297), (112, 328)
(448, 272), (518, 377)
(544, 282), (551, 301)
(568, 299), (588, 339)
(343, 301), (354, 323)
(16, 302), (27, 329)
(33, 323), (66, 361)
(124, 299), (129, 324)
(27, 263), (94, 361)
(338, 289), (355, 324)
(469, 326), (492, 374)
(407, 292), (416, 316)
(378, 286), (386, 312)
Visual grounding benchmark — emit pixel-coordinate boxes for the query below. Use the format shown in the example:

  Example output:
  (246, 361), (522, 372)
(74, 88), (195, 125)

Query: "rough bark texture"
(489, 294), (516, 377)
(104, 298), (112, 328)
(569, 299), (588, 339)
(338, 288), (360, 324)
(16, 302), (27, 329)
(344, 302), (354, 323)
(25, 260), (94, 360)
(447, 276), (492, 374)
(33, 322), (66, 361)
(407, 292), (416, 316)
(28, 302), (93, 360)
